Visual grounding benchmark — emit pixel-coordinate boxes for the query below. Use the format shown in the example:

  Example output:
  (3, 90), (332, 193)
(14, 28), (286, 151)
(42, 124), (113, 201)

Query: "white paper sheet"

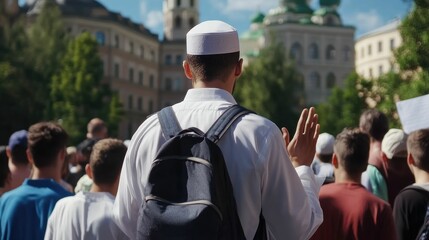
(396, 94), (429, 134)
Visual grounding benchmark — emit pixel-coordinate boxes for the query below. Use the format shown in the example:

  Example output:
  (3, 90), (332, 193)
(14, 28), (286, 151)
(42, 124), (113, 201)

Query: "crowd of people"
(0, 20), (428, 240)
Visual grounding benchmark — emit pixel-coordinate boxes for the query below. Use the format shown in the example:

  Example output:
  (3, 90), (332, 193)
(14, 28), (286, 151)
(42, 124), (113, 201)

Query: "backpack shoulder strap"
(206, 105), (253, 143)
(157, 106), (182, 139)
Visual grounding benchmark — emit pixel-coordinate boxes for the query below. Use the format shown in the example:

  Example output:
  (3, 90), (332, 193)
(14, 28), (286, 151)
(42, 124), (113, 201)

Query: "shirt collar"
(183, 88), (237, 104)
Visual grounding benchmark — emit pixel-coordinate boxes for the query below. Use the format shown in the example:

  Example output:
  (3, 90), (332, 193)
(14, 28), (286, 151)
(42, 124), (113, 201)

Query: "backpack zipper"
(145, 194), (223, 221)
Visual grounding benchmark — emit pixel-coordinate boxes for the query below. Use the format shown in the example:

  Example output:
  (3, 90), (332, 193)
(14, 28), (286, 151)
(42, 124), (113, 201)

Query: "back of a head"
(89, 138), (127, 185)
(407, 128), (429, 172)
(334, 128), (370, 176)
(87, 118), (107, 140)
(359, 109), (389, 142)
(186, 20), (240, 82)
(0, 146), (9, 188)
(8, 130), (28, 165)
(28, 122), (68, 168)
(382, 128), (408, 160)
(316, 133), (335, 163)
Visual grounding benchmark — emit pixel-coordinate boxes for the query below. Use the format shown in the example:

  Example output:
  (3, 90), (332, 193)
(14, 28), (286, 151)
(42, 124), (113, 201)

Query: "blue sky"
(21, 0), (412, 39)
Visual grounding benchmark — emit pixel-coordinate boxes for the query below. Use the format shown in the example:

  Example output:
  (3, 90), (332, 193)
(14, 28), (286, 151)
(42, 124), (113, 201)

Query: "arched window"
(165, 55), (172, 65)
(176, 0), (181, 7)
(326, 45), (336, 60)
(309, 72), (321, 89)
(343, 46), (351, 61)
(190, 0), (194, 7)
(326, 72), (336, 88)
(309, 43), (319, 60)
(175, 16), (182, 29)
(326, 16), (335, 26)
(189, 17), (195, 27)
(290, 42), (303, 63)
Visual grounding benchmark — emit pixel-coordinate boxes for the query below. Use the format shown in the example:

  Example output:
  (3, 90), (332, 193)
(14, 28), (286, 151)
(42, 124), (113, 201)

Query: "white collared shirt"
(113, 88), (323, 240)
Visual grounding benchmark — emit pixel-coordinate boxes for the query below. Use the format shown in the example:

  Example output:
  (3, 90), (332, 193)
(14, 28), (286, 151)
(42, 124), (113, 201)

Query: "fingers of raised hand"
(295, 108), (309, 137)
(282, 127), (290, 147)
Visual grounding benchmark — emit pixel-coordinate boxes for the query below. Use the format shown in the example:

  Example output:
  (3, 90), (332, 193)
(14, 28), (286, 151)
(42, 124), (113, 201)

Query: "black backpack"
(137, 104), (263, 240)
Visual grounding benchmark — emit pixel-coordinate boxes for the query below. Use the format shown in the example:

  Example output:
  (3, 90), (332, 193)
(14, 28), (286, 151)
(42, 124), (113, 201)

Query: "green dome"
(320, 0), (340, 7)
(299, 17), (313, 24)
(251, 12), (265, 24)
(278, 0), (313, 14)
(313, 7), (340, 17)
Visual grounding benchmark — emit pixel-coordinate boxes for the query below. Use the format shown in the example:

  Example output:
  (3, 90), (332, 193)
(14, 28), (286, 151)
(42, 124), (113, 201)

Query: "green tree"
(51, 33), (123, 144)
(234, 42), (304, 132)
(317, 72), (367, 135)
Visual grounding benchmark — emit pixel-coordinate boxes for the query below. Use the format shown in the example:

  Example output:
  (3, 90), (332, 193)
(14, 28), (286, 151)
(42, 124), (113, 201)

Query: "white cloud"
(351, 9), (383, 33)
(140, 0), (163, 29)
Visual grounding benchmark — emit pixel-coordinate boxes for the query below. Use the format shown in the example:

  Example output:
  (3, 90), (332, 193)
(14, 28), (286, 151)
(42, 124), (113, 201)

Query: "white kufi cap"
(382, 128), (408, 159)
(316, 133), (335, 155)
(186, 20), (239, 55)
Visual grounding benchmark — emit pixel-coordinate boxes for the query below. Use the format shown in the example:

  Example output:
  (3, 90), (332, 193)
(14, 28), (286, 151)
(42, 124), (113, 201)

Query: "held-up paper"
(396, 94), (429, 134)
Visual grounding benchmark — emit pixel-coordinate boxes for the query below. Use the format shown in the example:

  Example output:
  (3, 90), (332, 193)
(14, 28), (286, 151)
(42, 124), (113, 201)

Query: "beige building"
(23, 0), (197, 139)
(355, 19), (402, 79)
(240, 0), (355, 105)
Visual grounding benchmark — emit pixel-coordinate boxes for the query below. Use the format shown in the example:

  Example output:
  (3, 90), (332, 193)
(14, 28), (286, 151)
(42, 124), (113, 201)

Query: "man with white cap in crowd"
(113, 20), (323, 239)
(312, 133), (336, 184)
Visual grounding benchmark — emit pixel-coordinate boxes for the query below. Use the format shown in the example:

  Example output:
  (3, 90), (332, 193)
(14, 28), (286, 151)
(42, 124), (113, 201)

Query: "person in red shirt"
(311, 128), (397, 240)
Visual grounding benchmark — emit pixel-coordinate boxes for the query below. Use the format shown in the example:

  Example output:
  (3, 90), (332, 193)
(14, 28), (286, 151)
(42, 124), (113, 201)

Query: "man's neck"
(31, 166), (61, 183)
(412, 168), (429, 184)
(90, 183), (116, 196)
(334, 170), (361, 184)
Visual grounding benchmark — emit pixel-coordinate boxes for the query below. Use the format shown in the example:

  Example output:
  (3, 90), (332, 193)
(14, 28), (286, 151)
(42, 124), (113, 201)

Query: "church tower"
(163, 0), (199, 41)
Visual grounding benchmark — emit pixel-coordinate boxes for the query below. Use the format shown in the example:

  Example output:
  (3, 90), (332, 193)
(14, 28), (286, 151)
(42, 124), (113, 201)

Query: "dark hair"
(334, 128), (370, 176)
(10, 145), (28, 165)
(407, 128), (429, 172)
(28, 122), (68, 168)
(0, 146), (10, 188)
(89, 138), (127, 185)
(186, 52), (240, 82)
(317, 153), (333, 163)
(359, 109), (389, 142)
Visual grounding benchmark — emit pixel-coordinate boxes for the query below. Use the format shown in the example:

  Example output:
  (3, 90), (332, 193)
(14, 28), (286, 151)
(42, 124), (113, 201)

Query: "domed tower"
(265, 0), (313, 25)
(312, 0), (342, 26)
(163, 0), (199, 41)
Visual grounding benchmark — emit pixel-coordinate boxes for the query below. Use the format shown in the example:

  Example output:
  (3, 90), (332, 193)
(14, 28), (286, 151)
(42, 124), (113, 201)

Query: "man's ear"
(382, 152), (389, 162)
(183, 60), (193, 80)
(332, 153), (339, 168)
(234, 58), (243, 77)
(85, 164), (93, 180)
(408, 153), (415, 166)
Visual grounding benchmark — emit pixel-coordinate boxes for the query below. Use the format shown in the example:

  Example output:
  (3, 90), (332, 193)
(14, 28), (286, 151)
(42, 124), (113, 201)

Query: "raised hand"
(282, 107), (320, 168)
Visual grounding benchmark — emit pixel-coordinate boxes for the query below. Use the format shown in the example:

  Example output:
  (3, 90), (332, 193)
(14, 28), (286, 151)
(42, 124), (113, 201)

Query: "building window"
(290, 42), (303, 63)
(390, 38), (395, 50)
(148, 100), (154, 113)
(114, 35), (119, 49)
(176, 55), (183, 65)
(189, 17), (195, 27)
(138, 97), (142, 111)
(165, 55), (172, 65)
(309, 72), (321, 89)
(149, 75), (154, 88)
(150, 50), (155, 61)
(138, 71), (144, 85)
(326, 45), (336, 60)
(361, 47), (364, 58)
(379, 65), (383, 76)
(326, 16), (335, 26)
(176, 0), (181, 6)
(129, 41), (134, 54)
(128, 95), (133, 110)
(114, 63), (120, 79)
(173, 78), (183, 91)
(95, 31), (105, 46)
(165, 78), (172, 90)
(140, 45), (144, 59)
(368, 45), (372, 56)
(129, 68), (134, 82)
(369, 68), (373, 78)
(378, 41), (383, 52)
(309, 43), (319, 60)
(326, 73), (336, 89)
(175, 16), (182, 29)
(190, 0), (194, 7)
(343, 46), (351, 61)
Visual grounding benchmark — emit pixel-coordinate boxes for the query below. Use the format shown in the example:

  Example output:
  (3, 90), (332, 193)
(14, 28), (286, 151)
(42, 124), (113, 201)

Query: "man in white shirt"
(113, 20), (323, 240)
(45, 138), (128, 240)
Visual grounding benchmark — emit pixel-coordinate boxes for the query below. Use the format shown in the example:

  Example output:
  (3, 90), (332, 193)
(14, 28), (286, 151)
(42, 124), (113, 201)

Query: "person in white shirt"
(113, 20), (323, 240)
(45, 138), (128, 240)
(312, 132), (335, 184)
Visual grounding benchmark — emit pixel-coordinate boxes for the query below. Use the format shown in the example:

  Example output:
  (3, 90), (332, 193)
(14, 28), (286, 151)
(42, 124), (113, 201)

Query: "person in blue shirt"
(0, 121), (73, 240)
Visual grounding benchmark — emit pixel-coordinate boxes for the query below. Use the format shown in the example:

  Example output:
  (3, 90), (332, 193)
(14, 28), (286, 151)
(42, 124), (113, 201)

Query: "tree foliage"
(51, 32), (123, 144)
(234, 42), (304, 132)
(317, 72), (367, 135)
